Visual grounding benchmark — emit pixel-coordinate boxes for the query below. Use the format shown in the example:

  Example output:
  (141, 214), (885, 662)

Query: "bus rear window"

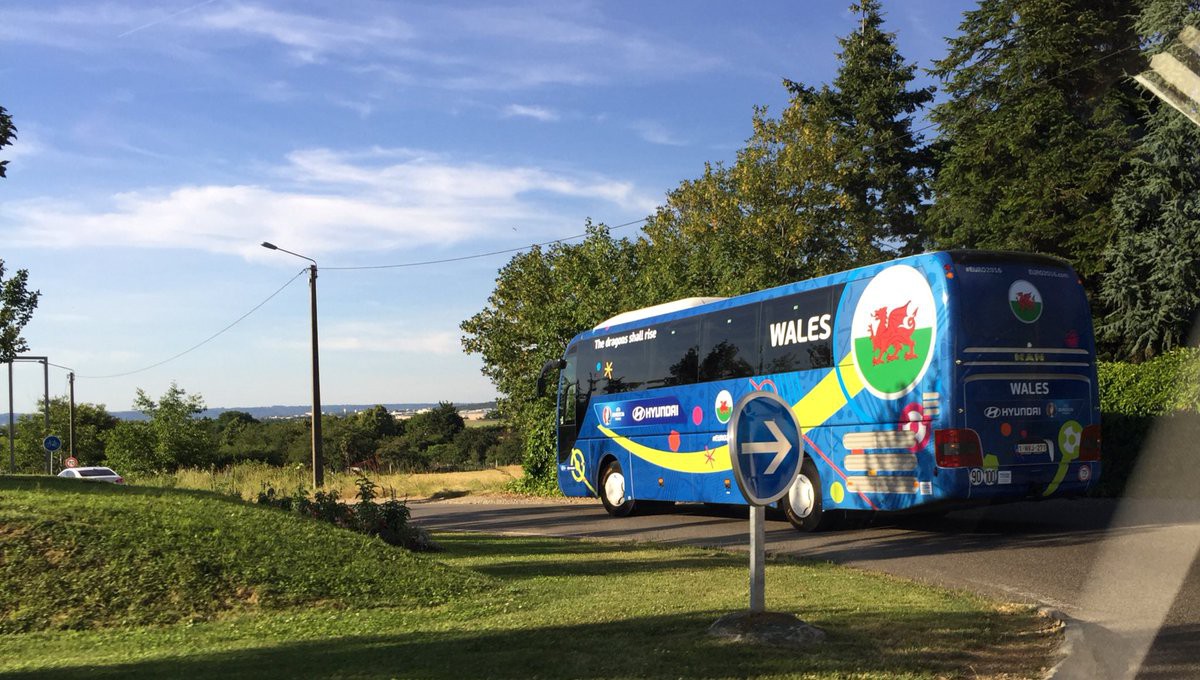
(952, 260), (1094, 352)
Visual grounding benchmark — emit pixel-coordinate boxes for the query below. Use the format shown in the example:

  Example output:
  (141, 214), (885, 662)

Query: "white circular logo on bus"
(851, 265), (937, 400)
(1009, 280), (1043, 323)
(715, 390), (733, 424)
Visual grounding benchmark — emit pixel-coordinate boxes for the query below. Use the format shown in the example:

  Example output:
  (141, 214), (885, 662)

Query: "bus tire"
(780, 457), (839, 532)
(599, 459), (636, 517)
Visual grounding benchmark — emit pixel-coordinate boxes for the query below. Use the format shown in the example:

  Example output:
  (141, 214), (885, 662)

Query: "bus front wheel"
(599, 459), (636, 517)
(780, 457), (840, 532)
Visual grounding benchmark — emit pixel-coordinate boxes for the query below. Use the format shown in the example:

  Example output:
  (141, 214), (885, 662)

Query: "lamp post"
(261, 242), (324, 488)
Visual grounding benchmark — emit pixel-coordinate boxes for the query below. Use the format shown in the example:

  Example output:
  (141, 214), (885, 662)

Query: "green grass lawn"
(0, 477), (1059, 679)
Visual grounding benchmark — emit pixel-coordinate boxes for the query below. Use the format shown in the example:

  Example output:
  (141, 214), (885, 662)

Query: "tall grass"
(134, 461), (524, 501)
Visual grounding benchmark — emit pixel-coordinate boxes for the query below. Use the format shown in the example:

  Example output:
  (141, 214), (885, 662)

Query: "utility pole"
(68, 372), (75, 460)
(261, 242), (324, 488)
(307, 262), (324, 488)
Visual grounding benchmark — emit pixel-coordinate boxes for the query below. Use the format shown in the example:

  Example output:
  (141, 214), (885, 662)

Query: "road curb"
(1040, 607), (1074, 680)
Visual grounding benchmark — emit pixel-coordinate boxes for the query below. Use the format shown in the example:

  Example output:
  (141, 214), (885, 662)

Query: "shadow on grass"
(435, 534), (745, 580)
(0, 609), (1052, 680)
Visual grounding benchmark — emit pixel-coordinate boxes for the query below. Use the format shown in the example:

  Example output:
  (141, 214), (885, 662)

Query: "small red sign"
(64, 457), (79, 469)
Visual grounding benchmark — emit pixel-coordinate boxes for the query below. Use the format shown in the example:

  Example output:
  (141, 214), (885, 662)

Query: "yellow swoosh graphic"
(597, 425), (731, 473)
(600, 354), (865, 474)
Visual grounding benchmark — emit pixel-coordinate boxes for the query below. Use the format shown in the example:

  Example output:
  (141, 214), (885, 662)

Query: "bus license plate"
(1017, 442), (1049, 455)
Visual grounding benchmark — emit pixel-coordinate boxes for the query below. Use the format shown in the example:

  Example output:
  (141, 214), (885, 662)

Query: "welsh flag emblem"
(715, 389), (733, 424)
(1008, 280), (1043, 323)
(851, 265), (937, 400)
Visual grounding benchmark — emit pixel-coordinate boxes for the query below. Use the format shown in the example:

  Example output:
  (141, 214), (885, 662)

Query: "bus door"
(557, 347), (579, 464)
(952, 256), (1101, 495)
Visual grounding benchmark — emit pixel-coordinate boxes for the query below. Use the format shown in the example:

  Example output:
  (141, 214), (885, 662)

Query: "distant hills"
(107, 401), (498, 422)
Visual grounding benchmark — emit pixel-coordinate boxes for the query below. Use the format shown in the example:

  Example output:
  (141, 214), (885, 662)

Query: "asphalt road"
(411, 497), (1200, 679)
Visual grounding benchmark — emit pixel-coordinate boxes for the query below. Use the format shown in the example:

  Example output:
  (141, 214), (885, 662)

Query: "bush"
(1098, 348), (1200, 417)
(1094, 348), (1200, 497)
(257, 473), (436, 551)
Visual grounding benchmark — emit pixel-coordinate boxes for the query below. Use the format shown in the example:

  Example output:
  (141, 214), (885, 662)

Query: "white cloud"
(2, 3), (723, 92)
(630, 120), (686, 146)
(0, 147), (655, 257)
(192, 3), (413, 63)
(265, 321), (459, 355)
(503, 104), (560, 122)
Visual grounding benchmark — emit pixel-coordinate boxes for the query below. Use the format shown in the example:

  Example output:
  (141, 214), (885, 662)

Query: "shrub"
(257, 474), (436, 551)
(1098, 347), (1200, 417)
(1095, 347), (1200, 496)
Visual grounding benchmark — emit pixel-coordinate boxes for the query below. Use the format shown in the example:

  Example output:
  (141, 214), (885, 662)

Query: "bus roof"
(568, 249), (1076, 349)
(595, 297), (727, 329)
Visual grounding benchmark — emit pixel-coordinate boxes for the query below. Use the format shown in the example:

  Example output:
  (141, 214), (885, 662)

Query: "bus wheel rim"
(605, 471), (626, 506)
(790, 474), (815, 518)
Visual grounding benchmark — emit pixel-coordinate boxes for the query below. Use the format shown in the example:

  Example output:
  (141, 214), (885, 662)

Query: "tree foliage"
(0, 260), (40, 363)
(820, 0), (935, 254)
(2, 398), (117, 473)
(461, 223), (640, 489)
(1101, 2), (1200, 360)
(104, 383), (215, 474)
(927, 0), (1142, 293)
(0, 104), (14, 179)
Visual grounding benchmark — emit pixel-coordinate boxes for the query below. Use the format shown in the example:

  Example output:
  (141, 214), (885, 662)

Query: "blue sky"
(1, 0), (972, 413)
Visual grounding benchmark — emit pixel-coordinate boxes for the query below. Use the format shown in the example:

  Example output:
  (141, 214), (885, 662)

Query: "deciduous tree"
(461, 223), (639, 489)
(104, 383), (215, 473)
(1, 260), (40, 363)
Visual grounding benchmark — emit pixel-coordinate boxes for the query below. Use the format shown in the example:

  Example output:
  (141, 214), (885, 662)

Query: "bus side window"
(646, 319), (699, 388)
(760, 287), (835, 372)
(599, 330), (650, 395)
(699, 304), (760, 381)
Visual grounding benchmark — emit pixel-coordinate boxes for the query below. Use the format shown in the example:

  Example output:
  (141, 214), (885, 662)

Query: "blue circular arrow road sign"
(43, 435), (63, 453)
(727, 391), (804, 506)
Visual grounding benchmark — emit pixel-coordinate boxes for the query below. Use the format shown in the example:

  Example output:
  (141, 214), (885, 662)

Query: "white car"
(57, 467), (125, 484)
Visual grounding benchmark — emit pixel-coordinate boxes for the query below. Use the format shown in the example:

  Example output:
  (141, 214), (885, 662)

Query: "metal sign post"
(727, 390), (803, 613)
(43, 435), (62, 474)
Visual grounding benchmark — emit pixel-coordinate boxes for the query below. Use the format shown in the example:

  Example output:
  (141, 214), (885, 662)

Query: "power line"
(323, 217), (648, 271)
(70, 217), (649, 379)
(78, 268), (308, 380)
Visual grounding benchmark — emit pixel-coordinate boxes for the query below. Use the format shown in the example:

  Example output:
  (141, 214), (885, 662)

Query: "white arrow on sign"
(741, 420), (792, 475)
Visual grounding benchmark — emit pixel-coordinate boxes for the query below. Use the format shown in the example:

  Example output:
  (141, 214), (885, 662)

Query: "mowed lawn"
(0, 477), (1060, 679)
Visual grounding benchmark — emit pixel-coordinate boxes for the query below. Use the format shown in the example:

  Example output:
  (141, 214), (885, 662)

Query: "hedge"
(1095, 347), (1200, 497)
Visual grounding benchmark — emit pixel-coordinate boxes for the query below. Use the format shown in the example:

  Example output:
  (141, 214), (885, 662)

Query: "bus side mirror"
(536, 359), (567, 398)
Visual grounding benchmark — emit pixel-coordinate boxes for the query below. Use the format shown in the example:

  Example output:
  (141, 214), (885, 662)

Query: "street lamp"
(261, 241), (324, 488)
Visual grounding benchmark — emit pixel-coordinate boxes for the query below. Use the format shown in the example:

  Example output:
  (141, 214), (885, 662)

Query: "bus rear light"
(935, 429), (983, 468)
(1079, 425), (1101, 461)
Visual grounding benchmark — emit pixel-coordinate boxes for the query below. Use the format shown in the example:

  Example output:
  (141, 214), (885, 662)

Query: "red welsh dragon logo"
(1014, 291), (1036, 312)
(867, 301), (918, 365)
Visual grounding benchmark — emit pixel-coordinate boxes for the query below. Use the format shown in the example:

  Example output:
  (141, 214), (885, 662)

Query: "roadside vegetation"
(140, 461), (522, 502)
(0, 477), (483, 634)
(0, 477), (1059, 679)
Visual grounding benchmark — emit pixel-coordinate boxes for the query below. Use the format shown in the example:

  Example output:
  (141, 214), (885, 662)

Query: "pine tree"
(927, 0), (1142, 293)
(824, 0), (935, 255)
(1101, 1), (1200, 360)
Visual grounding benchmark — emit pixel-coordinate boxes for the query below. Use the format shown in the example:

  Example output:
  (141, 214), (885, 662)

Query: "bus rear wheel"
(599, 459), (636, 517)
(780, 457), (840, 532)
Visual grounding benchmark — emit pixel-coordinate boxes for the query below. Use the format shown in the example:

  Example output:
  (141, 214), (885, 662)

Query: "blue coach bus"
(538, 251), (1102, 531)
